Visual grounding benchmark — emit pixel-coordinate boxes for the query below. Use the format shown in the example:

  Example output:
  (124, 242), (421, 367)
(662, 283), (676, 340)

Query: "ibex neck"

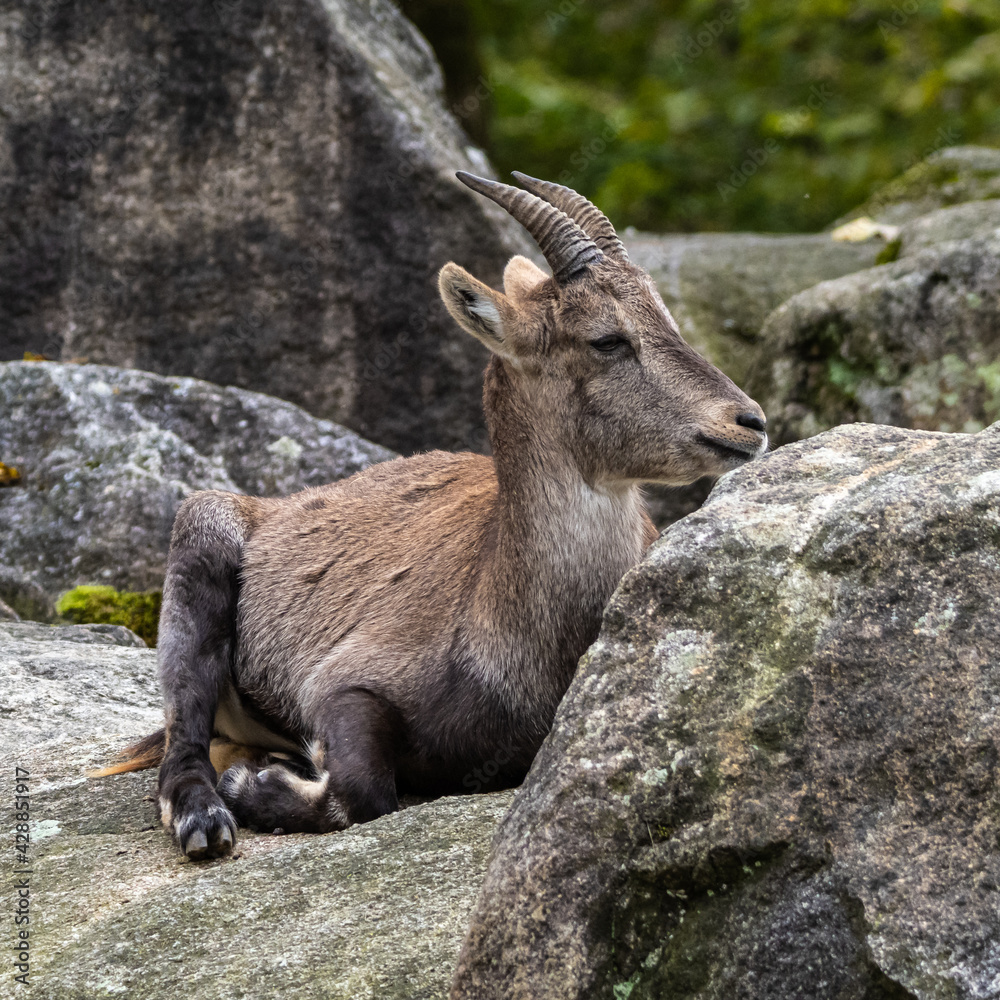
(473, 361), (648, 714)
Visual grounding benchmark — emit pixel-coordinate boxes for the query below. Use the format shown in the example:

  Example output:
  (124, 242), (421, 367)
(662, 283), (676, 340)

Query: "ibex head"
(440, 171), (767, 487)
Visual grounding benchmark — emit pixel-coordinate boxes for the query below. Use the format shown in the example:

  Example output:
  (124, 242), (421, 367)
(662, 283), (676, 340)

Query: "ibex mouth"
(697, 433), (763, 463)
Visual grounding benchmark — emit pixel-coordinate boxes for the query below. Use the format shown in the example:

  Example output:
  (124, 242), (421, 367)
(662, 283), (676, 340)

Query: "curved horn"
(456, 171), (604, 283)
(511, 171), (628, 262)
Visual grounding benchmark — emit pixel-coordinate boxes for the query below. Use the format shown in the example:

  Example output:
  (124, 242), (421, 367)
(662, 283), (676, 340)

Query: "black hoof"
(176, 804), (237, 860)
(162, 782), (238, 860)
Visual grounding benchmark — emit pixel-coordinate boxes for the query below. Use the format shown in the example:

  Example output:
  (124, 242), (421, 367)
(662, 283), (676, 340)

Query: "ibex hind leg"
(218, 744), (341, 834)
(157, 491), (256, 860)
(218, 689), (400, 834)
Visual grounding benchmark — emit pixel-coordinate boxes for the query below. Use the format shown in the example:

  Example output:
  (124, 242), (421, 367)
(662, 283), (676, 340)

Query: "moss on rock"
(56, 585), (161, 647)
(835, 145), (1000, 227)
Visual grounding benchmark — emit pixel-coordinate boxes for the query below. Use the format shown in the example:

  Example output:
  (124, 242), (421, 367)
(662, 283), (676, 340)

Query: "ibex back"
(100, 172), (767, 859)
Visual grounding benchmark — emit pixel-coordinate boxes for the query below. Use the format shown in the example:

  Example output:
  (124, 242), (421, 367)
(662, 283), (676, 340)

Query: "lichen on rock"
(747, 232), (1000, 446)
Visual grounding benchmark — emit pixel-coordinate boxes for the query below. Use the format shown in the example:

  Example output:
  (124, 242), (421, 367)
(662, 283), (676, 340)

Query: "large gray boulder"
(747, 233), (1000, 447)
(1, 0), (533, 454)
(0, 361), (393, 608)
(894, 199), (1000, 258)
(451, 421), (1000, 1000)
(0, 620), (514, 999)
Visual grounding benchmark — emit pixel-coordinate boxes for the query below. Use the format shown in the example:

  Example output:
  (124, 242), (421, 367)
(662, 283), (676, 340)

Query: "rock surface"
(624, 232), (881, 387)
(0, 0), (533, 454)
(451, 421), (1000, 1000)
(0, 620), (514, 999)
(835, 145), (1000, 227)
(895, 199), (1000, 258)
(747, 233), (1000, 447)
(0, 361), (393, 605)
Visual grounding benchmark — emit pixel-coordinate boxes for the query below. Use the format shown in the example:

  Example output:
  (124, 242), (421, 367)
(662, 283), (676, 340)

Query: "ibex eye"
(590, 334), (629, 353)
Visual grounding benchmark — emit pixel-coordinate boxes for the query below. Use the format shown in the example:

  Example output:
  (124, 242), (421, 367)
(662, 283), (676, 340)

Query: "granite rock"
(0, 0), (534, 454)
(0, 360), (393, 605)
(747, 233), (1000, 447)
(452, 420), (1000, 1000)
(1, 619), (514, 1000)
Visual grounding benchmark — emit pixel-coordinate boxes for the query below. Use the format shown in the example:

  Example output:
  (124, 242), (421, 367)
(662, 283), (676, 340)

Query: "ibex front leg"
(157, 492), (251, 860)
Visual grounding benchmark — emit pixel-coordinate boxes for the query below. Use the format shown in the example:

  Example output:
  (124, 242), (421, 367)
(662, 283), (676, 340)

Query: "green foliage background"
(403, 0), (1000, 232)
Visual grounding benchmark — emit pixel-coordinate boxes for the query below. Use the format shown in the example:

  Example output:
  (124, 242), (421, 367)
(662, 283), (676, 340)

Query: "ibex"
(100, 172), (767, 859)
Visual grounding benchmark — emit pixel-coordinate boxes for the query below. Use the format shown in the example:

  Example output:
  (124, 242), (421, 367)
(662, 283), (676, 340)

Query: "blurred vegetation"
(402, 0), (1000, 232)
(56, 585), (161, 647)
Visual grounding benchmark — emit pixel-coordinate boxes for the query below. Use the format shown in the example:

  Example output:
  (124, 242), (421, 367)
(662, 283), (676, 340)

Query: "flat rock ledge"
(1, 621), (513, 1000)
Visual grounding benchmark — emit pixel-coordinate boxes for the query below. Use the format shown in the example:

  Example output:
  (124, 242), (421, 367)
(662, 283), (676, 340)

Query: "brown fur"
(88, 729), (166, 777)
(89, 731), (267, 778)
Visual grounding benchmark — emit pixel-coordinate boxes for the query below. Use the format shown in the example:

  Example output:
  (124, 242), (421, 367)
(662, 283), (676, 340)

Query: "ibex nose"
(736, 412), (766, 434)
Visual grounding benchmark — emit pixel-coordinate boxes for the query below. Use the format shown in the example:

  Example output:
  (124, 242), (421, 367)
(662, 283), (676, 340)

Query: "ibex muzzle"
(97, 171), (766, 860)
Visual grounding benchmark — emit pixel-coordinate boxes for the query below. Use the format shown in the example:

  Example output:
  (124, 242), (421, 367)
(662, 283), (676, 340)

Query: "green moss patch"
(874, 237), (901, 265)
(56, 586), (161, 646)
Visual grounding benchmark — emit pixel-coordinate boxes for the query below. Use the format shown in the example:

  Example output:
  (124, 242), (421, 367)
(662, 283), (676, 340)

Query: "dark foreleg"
(157, 492), (255, 860)
(218, 688), (400, 833)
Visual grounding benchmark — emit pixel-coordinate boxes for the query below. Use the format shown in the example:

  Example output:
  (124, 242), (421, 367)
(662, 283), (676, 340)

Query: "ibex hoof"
(163, 787), (238, 860)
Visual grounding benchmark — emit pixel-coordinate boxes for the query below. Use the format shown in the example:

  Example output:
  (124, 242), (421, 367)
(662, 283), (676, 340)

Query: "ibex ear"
(502, 255), (549, 303)
(439, 263), (514, 357)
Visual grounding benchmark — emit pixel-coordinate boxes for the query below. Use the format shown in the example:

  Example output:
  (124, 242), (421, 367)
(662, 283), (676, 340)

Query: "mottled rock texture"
(747, 233), (1000, 447)
(0, 620), (513, 999)
(0, 0), (533, 454)
(835, 145), (1000, 227)
(0, 361), (392, 606)
(452, 421), (1000, 1000)
(894, 199), (1000, 258)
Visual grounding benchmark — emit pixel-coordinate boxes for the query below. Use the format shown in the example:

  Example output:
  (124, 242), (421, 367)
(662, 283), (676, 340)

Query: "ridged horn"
(456, 171), (604, 283)
(511, 171), (629, 262)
